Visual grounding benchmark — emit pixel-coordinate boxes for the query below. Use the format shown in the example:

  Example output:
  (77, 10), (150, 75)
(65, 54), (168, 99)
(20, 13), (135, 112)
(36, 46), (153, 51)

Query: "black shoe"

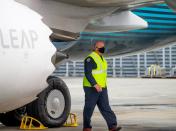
(116, 126), (122, 131)
(109, 126), (122, 131)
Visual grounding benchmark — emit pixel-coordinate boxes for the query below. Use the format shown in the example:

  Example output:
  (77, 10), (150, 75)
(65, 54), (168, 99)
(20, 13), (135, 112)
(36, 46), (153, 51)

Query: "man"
(83, 41), (121, 131)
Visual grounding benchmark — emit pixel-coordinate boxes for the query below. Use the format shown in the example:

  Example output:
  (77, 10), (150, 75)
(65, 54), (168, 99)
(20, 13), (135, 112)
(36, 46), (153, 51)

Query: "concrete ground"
(1, 78), (176, 131)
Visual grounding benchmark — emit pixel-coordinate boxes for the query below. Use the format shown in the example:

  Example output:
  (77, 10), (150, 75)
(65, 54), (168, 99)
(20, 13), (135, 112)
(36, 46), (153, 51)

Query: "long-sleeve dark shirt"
(84, 56), (97, 87)
(84, 55), (104, 87)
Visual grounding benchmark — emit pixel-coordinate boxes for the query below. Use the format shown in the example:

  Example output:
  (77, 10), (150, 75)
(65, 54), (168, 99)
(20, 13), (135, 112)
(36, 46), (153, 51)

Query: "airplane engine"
(0, 0), (71, 127)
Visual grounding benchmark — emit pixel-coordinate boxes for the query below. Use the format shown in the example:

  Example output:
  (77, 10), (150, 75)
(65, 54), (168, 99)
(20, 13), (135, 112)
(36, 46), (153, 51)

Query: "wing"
(53, 3), (176, 62)
(15, 0), (176, 65)
(52, 0), (163, 8)
(16, 0), (165, 41)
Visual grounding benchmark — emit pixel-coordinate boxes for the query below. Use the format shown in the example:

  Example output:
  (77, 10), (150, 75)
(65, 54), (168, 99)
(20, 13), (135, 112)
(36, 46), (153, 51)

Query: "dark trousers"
(83, 87), (117, 129)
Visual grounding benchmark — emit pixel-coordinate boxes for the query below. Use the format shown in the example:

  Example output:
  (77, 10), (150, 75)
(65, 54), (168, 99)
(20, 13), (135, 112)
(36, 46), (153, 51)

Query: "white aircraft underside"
(16, 0), (164, 34)
(0, 0), (176, 127)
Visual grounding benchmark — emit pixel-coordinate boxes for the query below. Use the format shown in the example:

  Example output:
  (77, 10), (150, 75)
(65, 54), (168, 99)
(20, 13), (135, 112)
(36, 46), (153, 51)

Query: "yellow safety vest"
(83, 52), (108, 88)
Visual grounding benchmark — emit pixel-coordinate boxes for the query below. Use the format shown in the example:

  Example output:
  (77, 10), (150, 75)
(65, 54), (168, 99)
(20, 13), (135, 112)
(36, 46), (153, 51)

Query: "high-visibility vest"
(83, 52), (107, 88)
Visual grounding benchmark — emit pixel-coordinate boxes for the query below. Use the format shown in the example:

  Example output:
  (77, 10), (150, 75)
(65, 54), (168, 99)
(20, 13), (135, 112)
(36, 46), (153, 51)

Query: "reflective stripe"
(92, 70), (107, 74)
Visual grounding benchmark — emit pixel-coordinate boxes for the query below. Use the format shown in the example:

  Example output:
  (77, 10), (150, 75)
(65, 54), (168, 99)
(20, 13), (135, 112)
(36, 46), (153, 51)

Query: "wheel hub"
(46, 89), (65, 119)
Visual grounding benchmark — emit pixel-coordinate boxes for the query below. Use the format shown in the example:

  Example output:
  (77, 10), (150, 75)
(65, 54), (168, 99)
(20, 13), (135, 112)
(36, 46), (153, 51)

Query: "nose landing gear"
(26, 77), (71, 127)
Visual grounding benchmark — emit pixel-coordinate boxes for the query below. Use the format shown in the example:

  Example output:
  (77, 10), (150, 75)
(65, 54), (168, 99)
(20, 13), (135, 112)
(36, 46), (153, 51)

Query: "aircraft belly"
(0, 0), (56, 112)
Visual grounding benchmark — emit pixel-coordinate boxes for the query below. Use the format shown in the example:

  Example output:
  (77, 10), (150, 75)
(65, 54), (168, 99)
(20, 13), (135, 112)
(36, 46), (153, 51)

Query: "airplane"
(0, 0), (175, 128)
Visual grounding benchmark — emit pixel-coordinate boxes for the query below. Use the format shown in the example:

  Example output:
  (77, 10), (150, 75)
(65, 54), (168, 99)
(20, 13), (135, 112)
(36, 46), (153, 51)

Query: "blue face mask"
(98, 47), (105, 53)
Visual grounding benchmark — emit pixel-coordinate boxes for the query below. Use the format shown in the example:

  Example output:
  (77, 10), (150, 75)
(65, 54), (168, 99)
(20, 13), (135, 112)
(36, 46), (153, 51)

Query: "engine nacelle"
(0, 0), (56, 113)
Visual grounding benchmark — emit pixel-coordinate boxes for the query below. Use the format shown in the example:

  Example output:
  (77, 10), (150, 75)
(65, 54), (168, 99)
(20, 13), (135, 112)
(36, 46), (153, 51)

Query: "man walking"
(83, 41), (121, 131)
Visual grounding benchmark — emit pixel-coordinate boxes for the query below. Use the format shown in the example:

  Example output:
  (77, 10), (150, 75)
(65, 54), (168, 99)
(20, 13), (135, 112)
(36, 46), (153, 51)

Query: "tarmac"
(0, 78), (176, 131)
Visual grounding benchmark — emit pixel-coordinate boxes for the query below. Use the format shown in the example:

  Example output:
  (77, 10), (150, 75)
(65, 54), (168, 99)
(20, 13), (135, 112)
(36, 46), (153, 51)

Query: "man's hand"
(94, 84), (102, 92)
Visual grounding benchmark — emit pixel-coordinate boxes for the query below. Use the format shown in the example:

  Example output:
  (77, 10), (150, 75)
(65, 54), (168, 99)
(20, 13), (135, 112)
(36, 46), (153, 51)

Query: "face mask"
(98, 47), (105, 53)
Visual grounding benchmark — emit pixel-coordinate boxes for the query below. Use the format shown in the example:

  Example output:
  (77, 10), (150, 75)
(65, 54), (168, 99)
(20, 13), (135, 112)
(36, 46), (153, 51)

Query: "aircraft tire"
(26, 77), (71, 127)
